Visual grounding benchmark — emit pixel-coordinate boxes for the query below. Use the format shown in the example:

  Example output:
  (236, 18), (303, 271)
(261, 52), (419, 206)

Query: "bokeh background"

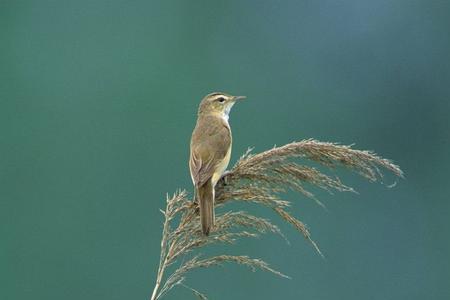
(1, 1), (449, 299)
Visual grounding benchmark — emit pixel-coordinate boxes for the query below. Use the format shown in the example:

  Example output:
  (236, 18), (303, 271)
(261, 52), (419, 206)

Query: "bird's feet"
(219, 170), (232, 186)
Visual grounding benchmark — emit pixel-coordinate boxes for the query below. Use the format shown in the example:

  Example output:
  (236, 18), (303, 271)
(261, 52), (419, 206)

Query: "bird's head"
(198, 92), (246, 118)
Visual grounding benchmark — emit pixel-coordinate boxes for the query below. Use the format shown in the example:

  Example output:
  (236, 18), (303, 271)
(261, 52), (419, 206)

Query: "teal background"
(1, 1), (449, 299)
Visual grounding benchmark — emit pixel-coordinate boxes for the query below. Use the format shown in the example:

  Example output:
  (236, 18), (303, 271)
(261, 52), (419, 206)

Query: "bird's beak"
(232, 95), (246, 102)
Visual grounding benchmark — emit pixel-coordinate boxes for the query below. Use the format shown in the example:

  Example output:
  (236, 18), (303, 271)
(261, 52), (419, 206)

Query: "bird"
(189, 92), (246, 235)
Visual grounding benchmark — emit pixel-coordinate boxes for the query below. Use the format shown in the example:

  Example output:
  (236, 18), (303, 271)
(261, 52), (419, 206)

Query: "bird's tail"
(196, 179), (215, 235)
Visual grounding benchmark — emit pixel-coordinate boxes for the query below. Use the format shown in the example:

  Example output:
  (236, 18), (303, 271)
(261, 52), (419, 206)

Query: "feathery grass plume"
(150, 139), (403, 300)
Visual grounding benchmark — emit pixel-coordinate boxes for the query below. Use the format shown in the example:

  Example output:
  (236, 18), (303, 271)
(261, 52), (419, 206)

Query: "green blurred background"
(1, 1), (449, 299)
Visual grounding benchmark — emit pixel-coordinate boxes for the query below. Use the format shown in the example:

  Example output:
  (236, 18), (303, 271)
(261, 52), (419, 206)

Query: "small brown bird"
(189, 92), (246, 235)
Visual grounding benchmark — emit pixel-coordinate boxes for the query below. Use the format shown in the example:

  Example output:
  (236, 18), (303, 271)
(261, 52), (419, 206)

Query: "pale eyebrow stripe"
(209, 93), (226, 100)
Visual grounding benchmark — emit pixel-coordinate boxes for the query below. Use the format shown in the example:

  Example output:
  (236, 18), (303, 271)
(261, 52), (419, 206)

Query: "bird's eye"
(217, 97), (225, 103)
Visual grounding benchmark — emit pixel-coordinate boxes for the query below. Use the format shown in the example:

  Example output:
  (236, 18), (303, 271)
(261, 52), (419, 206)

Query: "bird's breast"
(211, 142), (231, 186)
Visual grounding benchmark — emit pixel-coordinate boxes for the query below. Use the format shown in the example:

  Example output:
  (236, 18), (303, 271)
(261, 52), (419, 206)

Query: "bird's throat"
(222, 111), (229, 123)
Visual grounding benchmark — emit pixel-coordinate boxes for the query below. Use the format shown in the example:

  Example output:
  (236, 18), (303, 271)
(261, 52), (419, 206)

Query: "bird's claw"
(219, 170), (232, 186)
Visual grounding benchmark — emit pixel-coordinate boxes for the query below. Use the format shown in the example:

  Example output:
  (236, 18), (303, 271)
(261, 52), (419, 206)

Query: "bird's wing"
(189, 118), (231, 187)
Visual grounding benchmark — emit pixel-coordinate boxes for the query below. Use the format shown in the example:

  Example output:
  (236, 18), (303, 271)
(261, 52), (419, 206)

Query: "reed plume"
(150, 139), (403, 300)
